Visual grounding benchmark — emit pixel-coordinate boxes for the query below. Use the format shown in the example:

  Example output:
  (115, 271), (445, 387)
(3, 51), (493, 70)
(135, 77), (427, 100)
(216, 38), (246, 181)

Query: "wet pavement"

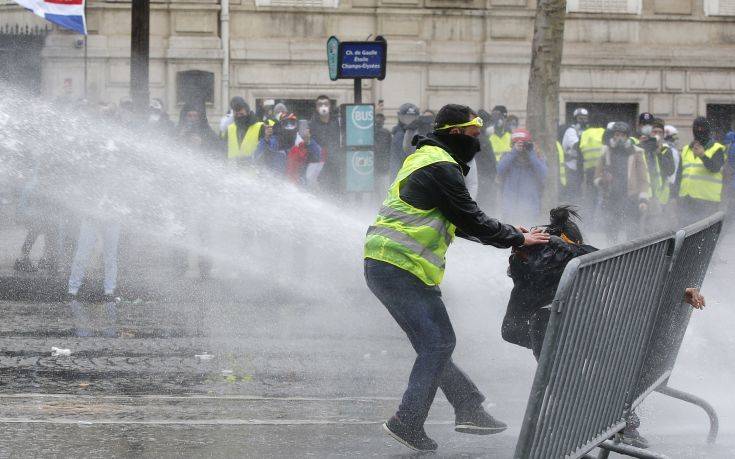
(0, 295), (529, 457)
(2, 293), (734, 458)
(1, 231), (735, 457)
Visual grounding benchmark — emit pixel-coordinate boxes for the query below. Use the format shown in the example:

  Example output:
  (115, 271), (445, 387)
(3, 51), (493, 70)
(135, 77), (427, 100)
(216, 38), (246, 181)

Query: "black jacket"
(309, 114), (341, 190)
(374, 126), (393, 176)
(398, 134), (524, 248)
(509, 236), (596, 289)
(508, 236), (597, 311)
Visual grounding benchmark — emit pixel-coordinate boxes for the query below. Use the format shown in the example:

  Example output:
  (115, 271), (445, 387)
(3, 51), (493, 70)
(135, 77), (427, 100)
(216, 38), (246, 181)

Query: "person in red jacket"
(287, 121), (322, 186)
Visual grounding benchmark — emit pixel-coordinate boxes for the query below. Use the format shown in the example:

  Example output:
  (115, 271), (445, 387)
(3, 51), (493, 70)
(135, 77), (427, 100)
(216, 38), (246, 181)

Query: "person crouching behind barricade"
(501, 205), (706, 449)
(501, 206), (595, 360)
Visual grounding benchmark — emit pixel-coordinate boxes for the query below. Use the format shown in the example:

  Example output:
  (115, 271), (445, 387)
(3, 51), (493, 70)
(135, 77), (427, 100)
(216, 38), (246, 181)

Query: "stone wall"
(2, 0), (735, 136)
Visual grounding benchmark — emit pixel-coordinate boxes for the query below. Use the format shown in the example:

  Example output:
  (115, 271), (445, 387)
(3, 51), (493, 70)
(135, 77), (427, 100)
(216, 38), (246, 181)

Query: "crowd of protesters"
(7, 93), (735, 306)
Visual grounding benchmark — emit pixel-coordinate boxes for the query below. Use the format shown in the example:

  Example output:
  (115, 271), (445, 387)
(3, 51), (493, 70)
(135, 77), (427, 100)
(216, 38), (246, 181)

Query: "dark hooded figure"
(177, 103), (219, 157)
(675, 116), (727, 226)
(501, 206), (596, 360)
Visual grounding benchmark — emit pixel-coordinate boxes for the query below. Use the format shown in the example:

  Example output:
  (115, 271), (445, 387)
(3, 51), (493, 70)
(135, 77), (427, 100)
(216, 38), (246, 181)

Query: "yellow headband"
(436, 116), (484, 131)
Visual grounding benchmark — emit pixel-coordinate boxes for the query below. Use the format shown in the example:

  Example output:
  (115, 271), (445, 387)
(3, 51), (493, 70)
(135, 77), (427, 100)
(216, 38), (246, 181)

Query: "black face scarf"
(434, 132), (481, 165)
(234, 114), (252, 130)
(692, 117), (711, 145)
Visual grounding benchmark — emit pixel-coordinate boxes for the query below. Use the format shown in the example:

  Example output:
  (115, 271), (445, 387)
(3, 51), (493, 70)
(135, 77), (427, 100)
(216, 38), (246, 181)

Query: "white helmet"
(664, 125), (678, 138)
(573, 108), (589, 117)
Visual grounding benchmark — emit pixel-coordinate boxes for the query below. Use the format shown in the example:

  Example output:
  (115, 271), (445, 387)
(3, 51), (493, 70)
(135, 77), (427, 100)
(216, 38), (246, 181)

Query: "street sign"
(346, 150), (374, 192)
(337, 40), (387, 80)
(327, 36), (339, 81)
(344, 104), (374, 147)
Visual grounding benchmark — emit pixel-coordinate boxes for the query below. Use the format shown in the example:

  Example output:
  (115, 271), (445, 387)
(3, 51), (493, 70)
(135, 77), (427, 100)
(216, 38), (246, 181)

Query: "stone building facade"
(2, 0), (735, 137)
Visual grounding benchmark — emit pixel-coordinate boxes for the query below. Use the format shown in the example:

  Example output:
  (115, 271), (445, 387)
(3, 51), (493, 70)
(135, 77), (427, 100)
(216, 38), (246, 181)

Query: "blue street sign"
(337, 40), (387, 80)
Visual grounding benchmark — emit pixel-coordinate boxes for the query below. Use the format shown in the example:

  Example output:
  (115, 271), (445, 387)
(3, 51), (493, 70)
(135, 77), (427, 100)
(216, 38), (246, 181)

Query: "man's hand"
(518, 226), (550, 246)
(692, 141), (705, 158)
(684, 288), (705, 310)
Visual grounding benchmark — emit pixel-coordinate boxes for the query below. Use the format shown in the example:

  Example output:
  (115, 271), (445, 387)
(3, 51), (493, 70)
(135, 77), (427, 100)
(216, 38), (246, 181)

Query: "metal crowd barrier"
(631, 213), (723, 444)
(513, 213), (723, 459)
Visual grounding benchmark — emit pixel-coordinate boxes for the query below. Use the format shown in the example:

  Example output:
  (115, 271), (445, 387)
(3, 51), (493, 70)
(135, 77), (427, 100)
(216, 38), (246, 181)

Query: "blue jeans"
(364, 258), (484, 430)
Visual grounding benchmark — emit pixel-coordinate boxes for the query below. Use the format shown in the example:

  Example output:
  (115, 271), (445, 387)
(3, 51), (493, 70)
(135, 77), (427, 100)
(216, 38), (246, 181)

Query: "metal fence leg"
(598, 440), (670, 459)
(596, 448), (611, 459)
(655, 384), (719, 444)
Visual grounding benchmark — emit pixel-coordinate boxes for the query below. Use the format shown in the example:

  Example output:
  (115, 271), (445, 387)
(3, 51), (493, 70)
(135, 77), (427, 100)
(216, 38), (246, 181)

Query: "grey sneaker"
(382, 416), (438, 452)
(455, 408), (508, 435)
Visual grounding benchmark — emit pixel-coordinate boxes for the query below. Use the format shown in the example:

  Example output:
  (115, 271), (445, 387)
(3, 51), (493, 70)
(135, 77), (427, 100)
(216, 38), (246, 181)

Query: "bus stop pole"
(354, 78), (362, 104)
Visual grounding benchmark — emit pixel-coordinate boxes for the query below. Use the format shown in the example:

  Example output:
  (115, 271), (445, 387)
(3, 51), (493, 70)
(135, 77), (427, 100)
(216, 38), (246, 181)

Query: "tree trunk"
(130, 0), (150, 113)
(526, 0), (566, 210)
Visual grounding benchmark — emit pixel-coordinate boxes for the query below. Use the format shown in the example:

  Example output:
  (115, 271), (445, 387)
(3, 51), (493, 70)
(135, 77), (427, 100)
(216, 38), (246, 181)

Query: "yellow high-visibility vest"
(649, 147), (671, 205)
(490, 131), (512, 163)
(556, 141), (567, 187)
(226, 120), (274, 159)
(679, 142), (726, 202)
(579, 127), (605, 170)
(364, 145), (458, 286)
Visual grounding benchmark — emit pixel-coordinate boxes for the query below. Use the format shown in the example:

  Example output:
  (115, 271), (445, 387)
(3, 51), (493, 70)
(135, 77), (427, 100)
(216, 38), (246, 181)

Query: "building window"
(255, 0), (339, 7)
(176, 70), (214, 107)
(706, 104), (735, 141)
(566, 102), (639, 130)
(704, 0), (735, 16)
(567, 0), (641, 14)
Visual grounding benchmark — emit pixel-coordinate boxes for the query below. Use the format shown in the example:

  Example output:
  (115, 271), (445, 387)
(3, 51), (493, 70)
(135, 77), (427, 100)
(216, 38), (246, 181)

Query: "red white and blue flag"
(13, 0), (86, 35)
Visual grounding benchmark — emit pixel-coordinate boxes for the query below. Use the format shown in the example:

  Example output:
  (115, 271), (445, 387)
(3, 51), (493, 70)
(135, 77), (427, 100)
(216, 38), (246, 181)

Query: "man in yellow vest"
(488, 105), (512, 163)
(578, 123), (605, 215)
(561, 108), (590, 197)
(364, 104), (550, 452)
(223, 97), (271, 166)
(639, 118), (676, 229)
(677, 117), (727, 226)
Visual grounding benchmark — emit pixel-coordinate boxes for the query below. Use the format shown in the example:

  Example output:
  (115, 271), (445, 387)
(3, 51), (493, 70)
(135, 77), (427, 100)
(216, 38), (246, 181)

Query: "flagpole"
(83, 0), (88, 100)
(84, 35), (88, 100)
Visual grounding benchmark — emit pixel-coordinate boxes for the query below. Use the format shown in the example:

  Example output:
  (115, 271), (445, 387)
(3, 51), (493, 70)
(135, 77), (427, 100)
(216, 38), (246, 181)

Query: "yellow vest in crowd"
(490, 131), (512, 163)
(364, 145), (458, 286)
(226, 120), (274, 159)
(649, 146), (671, 205)
(579, 127), (605, 171)
(679, 142), (726, 202)
(556, 141), (567, 187)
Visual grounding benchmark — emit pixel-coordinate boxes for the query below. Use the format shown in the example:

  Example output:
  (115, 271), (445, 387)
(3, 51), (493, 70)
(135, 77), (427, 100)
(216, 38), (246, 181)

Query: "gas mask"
(640, 125), (653, 137)
(609, 137), (630, 149)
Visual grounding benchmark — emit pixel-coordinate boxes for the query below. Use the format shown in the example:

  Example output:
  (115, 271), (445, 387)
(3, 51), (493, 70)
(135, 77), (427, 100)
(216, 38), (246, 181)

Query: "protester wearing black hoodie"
(309, 95), (341, 195)
(177, 103), (219, 155)
(365, 104), (549, 453)
(175, 103), (218, 277)
(502, 206), (596, 359)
